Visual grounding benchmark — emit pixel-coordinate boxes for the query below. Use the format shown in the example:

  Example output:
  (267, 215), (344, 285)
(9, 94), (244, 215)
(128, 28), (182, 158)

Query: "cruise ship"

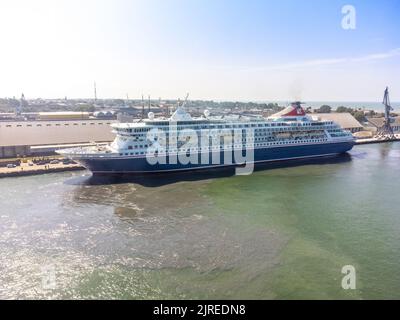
(57, 102), (355, 174)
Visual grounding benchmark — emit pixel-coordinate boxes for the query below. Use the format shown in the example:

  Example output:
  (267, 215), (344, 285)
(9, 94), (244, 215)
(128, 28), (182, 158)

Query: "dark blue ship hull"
(76, 141), (354, 174)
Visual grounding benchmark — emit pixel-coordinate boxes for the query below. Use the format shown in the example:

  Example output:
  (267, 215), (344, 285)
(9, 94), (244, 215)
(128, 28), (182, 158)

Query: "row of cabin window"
(330, 133), (350, 137)
(148, 120), (333, 126)
(328, 129), (345, 132)
(125, 126), (335, 138)
(127, 145), (148, 149)
(120, 139), (329, 155)
(125, 134), (326, 145)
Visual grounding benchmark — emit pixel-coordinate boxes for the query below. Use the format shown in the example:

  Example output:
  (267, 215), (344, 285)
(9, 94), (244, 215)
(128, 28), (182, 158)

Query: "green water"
(0, 143), (400, 299)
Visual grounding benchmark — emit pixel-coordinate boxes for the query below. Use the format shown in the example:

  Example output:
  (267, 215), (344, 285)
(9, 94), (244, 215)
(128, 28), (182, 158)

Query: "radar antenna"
(183, 93), (189, 106)
(376, 87), (395, 140)
(174, 93), (189, 110)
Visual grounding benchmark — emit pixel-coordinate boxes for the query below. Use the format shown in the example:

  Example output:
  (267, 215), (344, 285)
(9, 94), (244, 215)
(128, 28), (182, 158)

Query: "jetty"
(356, 135), (400, 145)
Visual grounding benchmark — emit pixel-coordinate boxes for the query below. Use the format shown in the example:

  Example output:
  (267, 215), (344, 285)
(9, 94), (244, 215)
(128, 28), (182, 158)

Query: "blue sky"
(0, 0), (399, 101)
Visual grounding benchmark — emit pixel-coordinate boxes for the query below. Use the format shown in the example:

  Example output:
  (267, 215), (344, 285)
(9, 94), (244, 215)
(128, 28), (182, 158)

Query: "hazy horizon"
(0, 0), (399, 101)
(2, 96), (399, 105)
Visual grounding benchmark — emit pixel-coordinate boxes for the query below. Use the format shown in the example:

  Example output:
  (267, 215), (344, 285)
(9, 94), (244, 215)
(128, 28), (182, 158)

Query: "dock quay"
(0, 159), (85, 178)
(1, 135), (400, 179)
(355, 134), (400, 145)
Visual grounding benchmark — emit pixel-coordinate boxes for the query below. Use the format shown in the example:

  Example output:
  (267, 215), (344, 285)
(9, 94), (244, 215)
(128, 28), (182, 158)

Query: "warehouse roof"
(313, 113), (363, 129)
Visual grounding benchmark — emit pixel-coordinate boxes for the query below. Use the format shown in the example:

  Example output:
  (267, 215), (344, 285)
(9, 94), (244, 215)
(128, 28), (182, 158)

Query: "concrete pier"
(0, 161), (85, 178)
(355, 134), (400, 145)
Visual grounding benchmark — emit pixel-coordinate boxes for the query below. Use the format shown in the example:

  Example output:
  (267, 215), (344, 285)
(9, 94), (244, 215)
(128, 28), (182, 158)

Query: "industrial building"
(37, 112), (90, 121)
(314, 113), (364, 133)
(367, 117), (400, 133)
(0, 112), (117, 158)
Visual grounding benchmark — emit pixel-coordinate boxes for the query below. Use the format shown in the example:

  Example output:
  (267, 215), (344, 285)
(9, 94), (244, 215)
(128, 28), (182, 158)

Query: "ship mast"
(141, 94), (145, 119)
(180, 93), (189, 109)
(94, 81), (97, 102)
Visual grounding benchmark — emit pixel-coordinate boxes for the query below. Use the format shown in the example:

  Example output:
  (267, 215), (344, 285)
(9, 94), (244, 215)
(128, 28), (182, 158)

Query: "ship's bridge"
(170, 106), (193, 121)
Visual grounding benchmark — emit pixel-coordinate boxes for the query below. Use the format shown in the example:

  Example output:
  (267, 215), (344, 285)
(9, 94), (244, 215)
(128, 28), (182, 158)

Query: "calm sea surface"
(1, 143), (400, 299)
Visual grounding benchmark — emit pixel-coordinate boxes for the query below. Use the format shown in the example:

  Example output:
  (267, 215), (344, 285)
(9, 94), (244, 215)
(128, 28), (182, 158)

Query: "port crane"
(376, 87), (395, 140)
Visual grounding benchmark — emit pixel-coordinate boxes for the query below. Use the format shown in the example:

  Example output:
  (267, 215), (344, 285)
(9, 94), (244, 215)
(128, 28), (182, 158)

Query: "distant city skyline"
(0, 0), (399, 101)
